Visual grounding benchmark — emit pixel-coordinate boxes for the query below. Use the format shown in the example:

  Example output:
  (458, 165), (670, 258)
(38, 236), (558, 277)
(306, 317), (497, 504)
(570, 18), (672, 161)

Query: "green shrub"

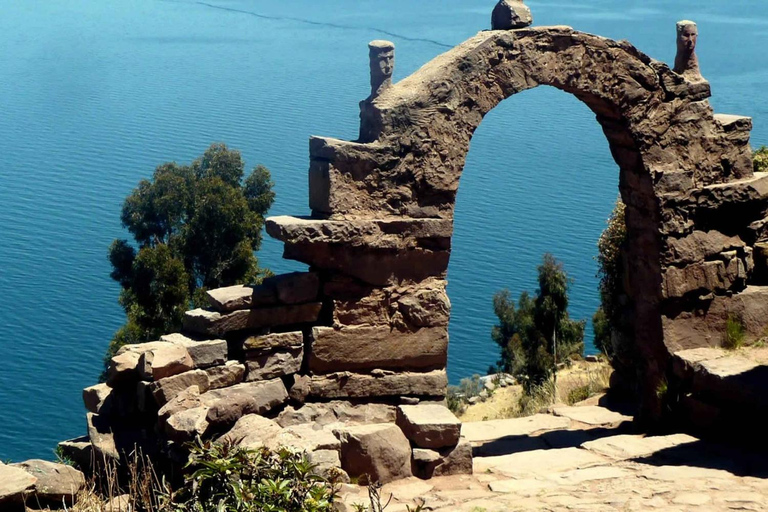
(566, 384), (592, 405)
(723, 315), (746, 350)
(754, 146), (768, 173)
(166, 439), (339, 512)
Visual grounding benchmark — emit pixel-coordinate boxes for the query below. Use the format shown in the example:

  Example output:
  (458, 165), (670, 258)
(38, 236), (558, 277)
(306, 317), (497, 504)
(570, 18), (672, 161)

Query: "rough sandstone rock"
(159, 333), (228, 368)
(165, 407), (210, 442)
(12, 459), (86, 504)
(395, 404), (461, 449)
(203, 379), (288, 428)
(491, 0), (533, 30)
(152, 369), (210, 406)
(263, 271), (320, 304)
(157, 385), (203, 428)
(206, 284), (276, 312)
(664, 230), (745, 265)
(266, 423), (341, 452)
(411, 440), (473, 478)
(183, 303), (322, 336)
(245, 345), (304, 381)
(87, 412), (119, 462)
(0, 463), (37, 503)
(276, 401), (396, 427)
(218, 414), (283, 448)
(310, 325), (448, 373)
(244, 331), (304, 352)
(57, 437), (93, 471)
(205, 361), (246, 389)
(83, 383), (112, 414)
(338, 423), (413, 484)
(138, 344), (194, 381)
(307, 370), (448, 399)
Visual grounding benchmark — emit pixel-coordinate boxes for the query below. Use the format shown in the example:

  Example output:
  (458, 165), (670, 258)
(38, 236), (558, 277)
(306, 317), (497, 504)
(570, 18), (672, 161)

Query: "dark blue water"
(1, 0), (767, 461)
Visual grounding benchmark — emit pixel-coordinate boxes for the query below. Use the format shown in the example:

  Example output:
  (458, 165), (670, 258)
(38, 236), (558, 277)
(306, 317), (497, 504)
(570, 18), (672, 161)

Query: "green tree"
(105, 143), (275, 365)
(754, 145), (768, 173)
(491, 254), (585, 392)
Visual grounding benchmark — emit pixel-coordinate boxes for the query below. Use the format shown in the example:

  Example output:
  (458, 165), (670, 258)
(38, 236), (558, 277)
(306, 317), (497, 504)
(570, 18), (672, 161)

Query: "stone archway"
(268, 26), (761, 420)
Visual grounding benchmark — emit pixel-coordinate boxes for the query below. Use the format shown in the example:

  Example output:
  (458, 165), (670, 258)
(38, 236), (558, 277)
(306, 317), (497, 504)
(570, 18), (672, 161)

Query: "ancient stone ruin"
(54, 2), (768, 495)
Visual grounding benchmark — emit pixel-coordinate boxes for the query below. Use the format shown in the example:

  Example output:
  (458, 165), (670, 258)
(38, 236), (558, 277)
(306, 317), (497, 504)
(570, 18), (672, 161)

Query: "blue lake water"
(1, 0), (767, 461)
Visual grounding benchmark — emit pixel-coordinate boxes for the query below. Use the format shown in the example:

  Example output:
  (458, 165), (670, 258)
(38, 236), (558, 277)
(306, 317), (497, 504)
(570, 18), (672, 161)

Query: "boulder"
(205, 361), (246, 389)
(218, 414), (283, 448)
(206, 284), (276, 312)
(491, 0), (532, 30)
(138, 344), (194, 381)
(411, 440), (473, 478)
(165, 407), (210, 442)
(308, 370), (447, 399)
(106, 351), (142, 387)
(183, 303), (322, 336)
(243, 331), (304, 353)
(309, 450), (347, 481)
(338, 424), (412, 484)
(203, 379), (288, 428)
(87, 412), (119, 462)
(158, 385), (203, 427)
(0, 463), (37, 504)
(83, 383), (112, 414)
(12, 459), (86, 504)
(57, 437), (93, 471)
(309, 326), (448, 373)
(245, 346), (304, 381)
(395, 404), (461, 449)
(266, 423), (341, 452)
(263, 271), (320, 304)
(151, 369), (210, 406)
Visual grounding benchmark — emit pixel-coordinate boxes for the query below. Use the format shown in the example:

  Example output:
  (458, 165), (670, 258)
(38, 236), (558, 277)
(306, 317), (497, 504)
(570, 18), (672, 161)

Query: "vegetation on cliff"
(491, 254), (585, 393)
(105, 143), (275, 367)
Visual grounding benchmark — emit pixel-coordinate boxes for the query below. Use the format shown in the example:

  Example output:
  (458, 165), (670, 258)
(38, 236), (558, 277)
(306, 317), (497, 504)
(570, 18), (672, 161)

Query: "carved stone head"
(676, 20), (698, 54)
(369, 40), (395, 98)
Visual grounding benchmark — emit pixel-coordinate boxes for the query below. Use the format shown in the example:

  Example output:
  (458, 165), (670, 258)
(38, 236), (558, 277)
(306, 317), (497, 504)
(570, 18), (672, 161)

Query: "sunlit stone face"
(677, 24), (698, 53)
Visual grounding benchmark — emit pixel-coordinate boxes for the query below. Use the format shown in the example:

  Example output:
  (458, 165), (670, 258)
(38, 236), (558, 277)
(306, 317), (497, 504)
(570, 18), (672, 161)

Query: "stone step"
(714, 113), (752, 133)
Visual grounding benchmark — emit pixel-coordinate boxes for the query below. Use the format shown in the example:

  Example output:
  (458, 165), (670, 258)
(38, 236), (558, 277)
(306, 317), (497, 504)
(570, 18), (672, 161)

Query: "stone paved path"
(336, 403), (768, 511)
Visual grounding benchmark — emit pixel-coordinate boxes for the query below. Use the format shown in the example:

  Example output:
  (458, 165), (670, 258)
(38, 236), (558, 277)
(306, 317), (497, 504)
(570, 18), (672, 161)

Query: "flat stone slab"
(581, 433), (698, 460)
(475, 447), (607, 477)
(396, 403), (461, 449)
(0, 463), (37, 501)
(461, 414), (570, 444)
(551, 405), (632, 426)
(489, 478), (557, 495)
(547, 465), (632, 484)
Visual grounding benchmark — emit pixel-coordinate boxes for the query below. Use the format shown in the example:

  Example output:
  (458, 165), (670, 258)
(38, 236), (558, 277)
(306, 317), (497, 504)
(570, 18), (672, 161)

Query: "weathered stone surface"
(12, 459), (85, 503)
(203, 379), (288, 428)
(57, 437), (92, 471)
(244, 331), (304, 353)
(83, 383), (112, 414)
(396, 404), (461, 449)
(307, 370), (448, 399)
(87, 412), (119, 462)
(581, 433), (698, 459)
(663, 286), (768, 350)
(206, 284), (276, 312)
(263, 271), (320, 304)
(218, 414), (283, 448)
(476, 447), (607, 478)
(0, 463), (37, 503)
(152, 369), (210, 406)
(165, 407), (210, 442)
(288, 374), (312, 403)
(310, 325), (448, 373)
(551, 406), (632, 427)
(412, 440), (473, 479)
(205, 361), (246, 389)
(157, 385), (203, 427)
(138, 344), (194, 381)
(491, 0), (532, 30)
(183, 303), (322, 336)
(309, 450), (345, 480)
(245, 345), (303, 381)
(338, 423), (412, 484)
(266, 423), (341, 452)
(664, 230), (745, 265)
(180, 339), (228, 369)
(662, 257), (743, 298)
(461, 415), (571, 444)
(107, 351), (142, 386)
(276, 401), (396, 427)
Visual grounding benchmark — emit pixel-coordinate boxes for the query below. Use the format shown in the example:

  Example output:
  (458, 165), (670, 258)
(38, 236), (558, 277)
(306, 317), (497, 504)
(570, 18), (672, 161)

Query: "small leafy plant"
(723, 314), (746, 350)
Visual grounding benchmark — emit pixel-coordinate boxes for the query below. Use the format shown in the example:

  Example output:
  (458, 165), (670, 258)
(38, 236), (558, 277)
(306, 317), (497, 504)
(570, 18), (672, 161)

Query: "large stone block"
(491, 0), (533, 30)
(243, 331), (304, 353)
(662, 257), (743, 298)
(0, 463), (37, 504)
(151, 369), (210, 406)
(138, 344), (194, 381)
(164, 336), (227, 369)
(83, 383), (112, 414)
(395, 404), (461, 449)
(183, 303), (322, 336)
(664, 231), (744, 265)
(412, 440), (473, 478)
(307, 370), (447, 399)
(218, 414), (283, 448)
(165, 407), (210, 442)
(203, 379), (288, 429)
(337, 424), (412, 484)
(11, 459), (86, 505)
(205, 361), (246, 389)
(245, 345), (304, 381)
(309, 325), (448, 373)
(262, 271), (320, 304)
(276, 401), (396, 427)
(206, 284), (277, 312)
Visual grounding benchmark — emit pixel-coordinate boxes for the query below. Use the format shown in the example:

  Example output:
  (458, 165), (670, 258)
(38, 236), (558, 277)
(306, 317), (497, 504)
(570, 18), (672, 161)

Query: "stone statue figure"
(368, 40), (395, 98)
(674, 20), (702, 80)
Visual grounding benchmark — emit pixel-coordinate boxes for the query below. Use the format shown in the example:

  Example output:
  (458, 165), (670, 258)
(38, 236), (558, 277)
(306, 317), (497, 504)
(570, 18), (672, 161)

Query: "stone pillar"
(674, 20), (702, 81)
(368, 40), (395, 98)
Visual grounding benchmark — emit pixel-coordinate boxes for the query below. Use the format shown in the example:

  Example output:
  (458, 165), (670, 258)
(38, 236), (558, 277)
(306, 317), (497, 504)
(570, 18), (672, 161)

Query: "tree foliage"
(491, 254), (585, 392)
(106, 144), (275, 363)
(593, 199), (627, 358)
(754, 145), (768, 173)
